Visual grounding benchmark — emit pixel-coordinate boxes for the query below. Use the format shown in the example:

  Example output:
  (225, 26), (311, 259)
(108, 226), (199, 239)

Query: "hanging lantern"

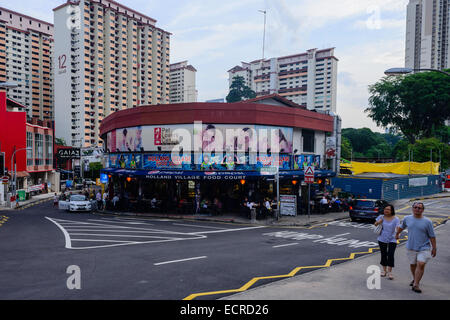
(240, 179), (246, 185)
(126, 177), (132, 182)
(292, 180), (298, 185)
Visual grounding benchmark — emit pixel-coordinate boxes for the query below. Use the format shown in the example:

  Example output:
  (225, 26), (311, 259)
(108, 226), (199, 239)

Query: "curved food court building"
(99, 95), (337, 215)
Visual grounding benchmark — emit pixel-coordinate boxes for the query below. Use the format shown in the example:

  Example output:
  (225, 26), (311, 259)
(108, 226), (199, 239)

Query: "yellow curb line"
(183, 237), (409, 301)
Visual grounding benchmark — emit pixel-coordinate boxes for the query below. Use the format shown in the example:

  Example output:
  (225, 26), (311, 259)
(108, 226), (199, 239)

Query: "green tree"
(366, 69), (450, 144)
(342, 128), (383, 154)
(55, 137), (66, 146)
(340, 136), (352, 160)
(226, 76), (257, 103)
(393, 137), (450, 170)
(88, 162), (103, 179)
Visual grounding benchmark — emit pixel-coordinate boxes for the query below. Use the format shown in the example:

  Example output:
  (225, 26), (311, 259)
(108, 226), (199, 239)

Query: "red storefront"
(0, 88), (57, 201)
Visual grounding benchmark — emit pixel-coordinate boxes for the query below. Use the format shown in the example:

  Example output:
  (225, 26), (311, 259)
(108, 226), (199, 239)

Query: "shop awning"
(101, 168), (336, 180)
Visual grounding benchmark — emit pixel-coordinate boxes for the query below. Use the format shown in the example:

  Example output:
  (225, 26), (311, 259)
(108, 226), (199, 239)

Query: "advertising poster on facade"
(143, 153), (192, 170)
(255, 125), (293, 154)
(293, 155), (321, 170)
(109, 154), (142, 169)
(108, 125), (193, 153)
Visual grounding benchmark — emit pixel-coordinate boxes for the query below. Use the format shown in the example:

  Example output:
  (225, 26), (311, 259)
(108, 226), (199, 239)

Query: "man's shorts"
(407, 249), (432, 264)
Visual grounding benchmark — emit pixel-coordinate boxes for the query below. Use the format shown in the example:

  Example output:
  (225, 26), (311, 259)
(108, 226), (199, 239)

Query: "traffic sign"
(304, 166), (315, 184)
(2, 176), (9, 184)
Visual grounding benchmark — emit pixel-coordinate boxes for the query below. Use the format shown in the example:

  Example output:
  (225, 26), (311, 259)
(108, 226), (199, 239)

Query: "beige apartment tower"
(228, 48), (338, 113)
(53, 0), (171, 148)
(0, 7), (53, 121)
(169, 61), (197, 103)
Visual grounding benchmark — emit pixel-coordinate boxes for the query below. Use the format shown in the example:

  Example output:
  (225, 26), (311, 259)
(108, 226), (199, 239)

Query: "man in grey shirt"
(396, 202), (437, 293)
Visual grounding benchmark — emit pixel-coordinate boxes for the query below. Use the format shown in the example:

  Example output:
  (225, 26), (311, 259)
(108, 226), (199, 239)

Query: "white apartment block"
(53, 0), (171, 148)
(228, 48), (338, 113)
(405, 0), (450, 70)
(0, 7), (53, 121)
(169, 61), (197, 103)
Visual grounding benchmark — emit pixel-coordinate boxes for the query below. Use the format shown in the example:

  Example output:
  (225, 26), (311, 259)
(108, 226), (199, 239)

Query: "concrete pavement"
(222, 205), (450, 300)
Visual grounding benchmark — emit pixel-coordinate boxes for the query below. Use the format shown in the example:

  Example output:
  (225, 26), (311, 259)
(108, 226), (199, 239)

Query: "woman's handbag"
(374, 223), (383, 235)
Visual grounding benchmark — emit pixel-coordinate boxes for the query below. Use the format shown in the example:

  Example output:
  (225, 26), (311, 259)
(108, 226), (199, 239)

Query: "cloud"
(337, 38), (405, 131)
(353, 18), (405, 30)
(170, 21), (262, 62)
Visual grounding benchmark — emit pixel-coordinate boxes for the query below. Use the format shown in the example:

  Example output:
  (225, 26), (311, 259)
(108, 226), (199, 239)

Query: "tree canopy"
(365, 69), (450, 144)
(226, 76), (256, 103)
(341, 127), (450, 169)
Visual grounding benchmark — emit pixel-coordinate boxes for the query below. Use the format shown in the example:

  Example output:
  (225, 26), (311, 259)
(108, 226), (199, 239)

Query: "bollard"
(251, 208), (257, 223)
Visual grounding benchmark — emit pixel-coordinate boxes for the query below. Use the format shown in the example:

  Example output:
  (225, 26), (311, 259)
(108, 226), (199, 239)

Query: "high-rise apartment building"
(169, 61), (197, 103)
(405, 0), (449, 70)
(0, 7), (53, 121)
(53, 0), (171, 148)
(228, 48), (338, 113)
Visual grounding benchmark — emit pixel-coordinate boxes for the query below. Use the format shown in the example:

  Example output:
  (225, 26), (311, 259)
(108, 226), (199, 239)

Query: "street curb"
(94, 210), (348, 228)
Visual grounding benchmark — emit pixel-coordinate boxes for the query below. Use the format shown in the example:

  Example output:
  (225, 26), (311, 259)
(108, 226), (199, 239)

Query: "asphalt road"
(0, 197), (448, 300)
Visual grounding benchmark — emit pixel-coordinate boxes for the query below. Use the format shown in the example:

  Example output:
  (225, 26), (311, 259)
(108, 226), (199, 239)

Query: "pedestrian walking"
(53, 193), (59, 207)
(374, 204), (400, 280)
(96, 191), (102, 211)
(102, 192), (108, 211)
(395, 202), (437, 293)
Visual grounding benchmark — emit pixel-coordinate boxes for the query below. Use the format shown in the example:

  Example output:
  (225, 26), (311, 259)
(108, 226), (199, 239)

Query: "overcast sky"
(0, 0), (409, 132)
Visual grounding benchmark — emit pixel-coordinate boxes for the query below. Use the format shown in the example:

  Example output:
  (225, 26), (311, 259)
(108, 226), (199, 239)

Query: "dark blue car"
(349, 199), (389, 222)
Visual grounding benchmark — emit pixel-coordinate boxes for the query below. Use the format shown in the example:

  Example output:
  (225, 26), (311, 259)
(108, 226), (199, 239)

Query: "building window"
(35, 133), (43, 166)
(302, 129), (315, 153)
(27, 132), (33, 166)
(45, 135), (52, 166)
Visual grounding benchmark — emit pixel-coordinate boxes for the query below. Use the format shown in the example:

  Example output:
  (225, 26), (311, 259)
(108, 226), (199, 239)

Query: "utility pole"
(258, 10), (267, 62)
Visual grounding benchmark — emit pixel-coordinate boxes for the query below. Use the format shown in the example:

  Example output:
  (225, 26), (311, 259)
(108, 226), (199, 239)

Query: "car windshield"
(355, 200), (376, 208)
(70, 195), (87, 202)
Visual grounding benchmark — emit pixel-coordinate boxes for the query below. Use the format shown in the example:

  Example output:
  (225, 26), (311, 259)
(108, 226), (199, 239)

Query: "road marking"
(46, 217), (266, 250)
(46, 217), (208, 250)
(46, 217), (72, 249)
(272, 243), (299, 248)
(188, 226), (266, 235)
(154, 256), (207, 266)
(88, 219), (154, 225)
(173, 223), (227, 230)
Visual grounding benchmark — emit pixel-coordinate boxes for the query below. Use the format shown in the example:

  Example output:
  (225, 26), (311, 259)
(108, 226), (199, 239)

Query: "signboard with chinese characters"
(280, 195), (297, 216)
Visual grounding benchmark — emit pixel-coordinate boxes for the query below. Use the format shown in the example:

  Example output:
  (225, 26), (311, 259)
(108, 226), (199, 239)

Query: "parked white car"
(59, 194), (94, 213)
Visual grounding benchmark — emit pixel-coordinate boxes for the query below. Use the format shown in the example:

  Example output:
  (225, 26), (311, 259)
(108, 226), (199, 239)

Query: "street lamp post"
(385, 67), (450, 77)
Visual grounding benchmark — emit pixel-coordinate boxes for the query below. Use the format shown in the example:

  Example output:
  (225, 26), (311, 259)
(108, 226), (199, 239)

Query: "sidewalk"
(0, 192), (55, 211)
(222, 214), (450, 300)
